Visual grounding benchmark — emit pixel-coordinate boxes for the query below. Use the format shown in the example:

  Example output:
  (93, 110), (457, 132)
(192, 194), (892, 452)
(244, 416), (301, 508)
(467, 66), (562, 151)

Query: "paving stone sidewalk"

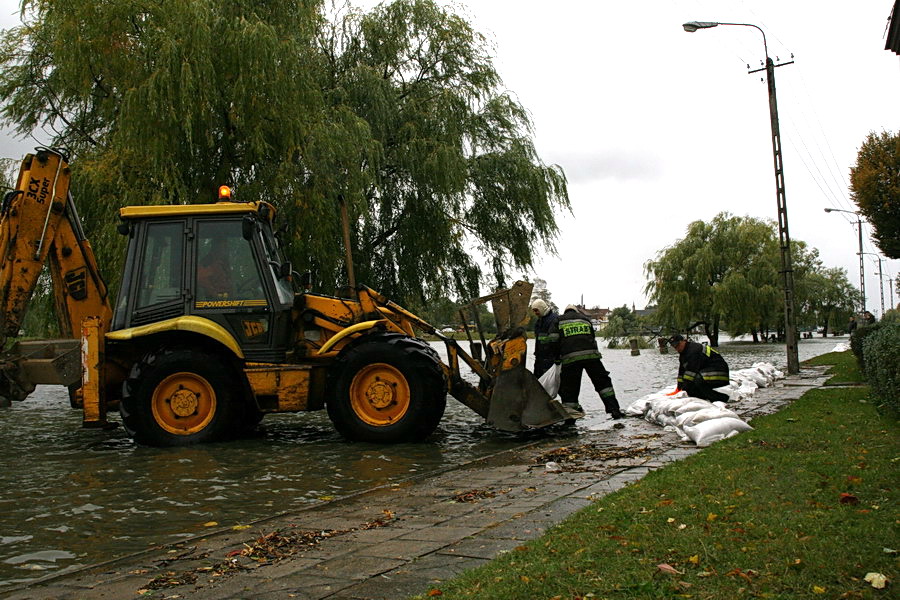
(4, 367), (828, 600)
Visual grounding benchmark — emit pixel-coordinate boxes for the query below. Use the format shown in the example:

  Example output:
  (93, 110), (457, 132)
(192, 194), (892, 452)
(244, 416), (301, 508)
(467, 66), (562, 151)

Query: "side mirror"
(241, 216), (256, 241)
(116, 222), (131, 236)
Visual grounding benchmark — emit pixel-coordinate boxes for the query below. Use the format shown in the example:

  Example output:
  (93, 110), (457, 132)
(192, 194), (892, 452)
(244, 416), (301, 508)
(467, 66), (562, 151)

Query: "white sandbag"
(740, 369), (769, 386)
(683, 417), (753, 447)
(623, 396), (651, 416)
(752, 362), (783, 377)
(673, 399), (714, 415)
(675, 406), (741, 428)
(538, 363), (561, 398)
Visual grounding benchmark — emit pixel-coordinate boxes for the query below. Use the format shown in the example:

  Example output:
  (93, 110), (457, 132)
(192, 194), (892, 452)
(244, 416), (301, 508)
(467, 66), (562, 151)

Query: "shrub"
(850, 323), (881, 370)
(881, 308), (900, 325)
(862, 323), (900, 416)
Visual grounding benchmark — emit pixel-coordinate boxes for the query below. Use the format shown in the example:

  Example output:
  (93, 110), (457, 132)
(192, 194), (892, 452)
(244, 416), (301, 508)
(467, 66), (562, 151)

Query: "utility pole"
(876, 257), (885, 317)
(682, 21), (799, 374)
(824, 209), (865, 314)
(751, 48), (799, 374)
(766, 57), (799, 373)
(856, 216), (866, 313)
(889, 277), (895, 310)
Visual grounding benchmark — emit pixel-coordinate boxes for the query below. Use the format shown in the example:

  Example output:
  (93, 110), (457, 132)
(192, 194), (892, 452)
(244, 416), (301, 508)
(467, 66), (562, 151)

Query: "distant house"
(574, 305), (610, 328)
(634, 305), (658, 319)
(888, 1), (900, 54)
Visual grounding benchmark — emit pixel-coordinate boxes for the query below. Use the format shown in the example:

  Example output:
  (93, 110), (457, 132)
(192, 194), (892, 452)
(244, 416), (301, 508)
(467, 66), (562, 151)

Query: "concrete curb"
(3, 367), (829, 600)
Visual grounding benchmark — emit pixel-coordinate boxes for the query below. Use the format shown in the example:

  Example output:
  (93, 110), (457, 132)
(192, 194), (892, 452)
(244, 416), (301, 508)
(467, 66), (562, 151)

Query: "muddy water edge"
(0, 336), (841, 587)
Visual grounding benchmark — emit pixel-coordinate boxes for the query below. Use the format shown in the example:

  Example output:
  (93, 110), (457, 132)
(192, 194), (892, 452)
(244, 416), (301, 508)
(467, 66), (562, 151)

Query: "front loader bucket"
(487, 364), (573, 432)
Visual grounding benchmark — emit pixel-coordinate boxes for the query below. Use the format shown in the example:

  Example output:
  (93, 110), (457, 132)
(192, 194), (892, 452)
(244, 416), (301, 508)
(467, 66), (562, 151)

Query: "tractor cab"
(112, 198), (295, 362)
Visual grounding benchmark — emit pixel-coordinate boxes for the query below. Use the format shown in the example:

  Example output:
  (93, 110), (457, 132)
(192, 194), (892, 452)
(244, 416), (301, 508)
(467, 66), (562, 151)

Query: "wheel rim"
(151, 372), (217, 435)
(349, 363), (410, 426)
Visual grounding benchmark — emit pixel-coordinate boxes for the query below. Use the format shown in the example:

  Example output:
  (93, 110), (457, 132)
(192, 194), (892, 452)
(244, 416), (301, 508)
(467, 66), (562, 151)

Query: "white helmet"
(530, 298), (550, 317)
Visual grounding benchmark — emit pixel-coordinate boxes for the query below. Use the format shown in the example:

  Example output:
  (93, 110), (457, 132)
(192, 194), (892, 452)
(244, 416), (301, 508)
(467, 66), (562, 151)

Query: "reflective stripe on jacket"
(558, 309), (601, 365)
(677, 341), (730, 385)
(534, 311), (560, 360)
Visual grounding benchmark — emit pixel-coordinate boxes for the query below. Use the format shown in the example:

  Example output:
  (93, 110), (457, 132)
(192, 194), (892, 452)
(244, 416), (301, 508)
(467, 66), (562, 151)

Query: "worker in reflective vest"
(668, 334), (730, 402)
(558, 305), (623, 420)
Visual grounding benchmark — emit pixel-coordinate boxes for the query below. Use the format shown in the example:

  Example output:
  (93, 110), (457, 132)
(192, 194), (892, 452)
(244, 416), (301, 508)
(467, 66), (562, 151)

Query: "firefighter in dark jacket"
(667, 334), (730, 402)
(529, 298), (559, 378)
(558, 305), (624, 419)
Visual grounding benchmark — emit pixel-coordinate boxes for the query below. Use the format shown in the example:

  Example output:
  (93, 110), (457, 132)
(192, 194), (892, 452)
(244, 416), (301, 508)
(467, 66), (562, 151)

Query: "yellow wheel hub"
(349, 363), (410, 426)
(151, 372), (217, 435)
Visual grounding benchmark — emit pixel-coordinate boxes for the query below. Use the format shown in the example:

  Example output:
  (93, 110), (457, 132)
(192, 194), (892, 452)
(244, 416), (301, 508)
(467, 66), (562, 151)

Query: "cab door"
(127, 220), (187, 327)
(190, 218), (284, 361)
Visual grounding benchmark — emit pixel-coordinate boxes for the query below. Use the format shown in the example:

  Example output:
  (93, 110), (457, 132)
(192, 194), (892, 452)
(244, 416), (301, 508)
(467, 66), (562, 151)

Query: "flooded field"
(0, 335), (842, 587)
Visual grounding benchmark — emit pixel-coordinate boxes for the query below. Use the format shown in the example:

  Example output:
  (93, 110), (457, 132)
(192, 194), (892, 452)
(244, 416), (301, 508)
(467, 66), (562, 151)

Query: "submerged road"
(3, 364), (831, 600)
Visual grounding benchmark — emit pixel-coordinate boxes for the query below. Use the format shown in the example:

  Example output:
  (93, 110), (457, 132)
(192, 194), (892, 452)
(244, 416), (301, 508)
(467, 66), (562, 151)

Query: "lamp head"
(683, 21), (719, 32)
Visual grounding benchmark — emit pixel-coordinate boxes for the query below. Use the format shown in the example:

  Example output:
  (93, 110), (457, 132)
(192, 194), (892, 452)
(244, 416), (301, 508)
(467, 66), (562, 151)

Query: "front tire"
(120, 348), (240, 446)
(327, 336), (446, 443)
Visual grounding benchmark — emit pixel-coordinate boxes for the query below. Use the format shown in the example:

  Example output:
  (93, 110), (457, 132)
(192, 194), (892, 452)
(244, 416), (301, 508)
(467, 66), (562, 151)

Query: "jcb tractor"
(0, 149), (576, 446)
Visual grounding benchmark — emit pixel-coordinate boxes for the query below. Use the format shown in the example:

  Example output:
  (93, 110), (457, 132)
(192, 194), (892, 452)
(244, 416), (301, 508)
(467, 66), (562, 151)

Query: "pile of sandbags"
(623, 362), (784, 447)
(832, 342), (850, 352)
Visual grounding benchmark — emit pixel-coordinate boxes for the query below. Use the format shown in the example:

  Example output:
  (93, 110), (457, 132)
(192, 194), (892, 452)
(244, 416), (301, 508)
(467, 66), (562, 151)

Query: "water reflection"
(0, 335), (841, 586)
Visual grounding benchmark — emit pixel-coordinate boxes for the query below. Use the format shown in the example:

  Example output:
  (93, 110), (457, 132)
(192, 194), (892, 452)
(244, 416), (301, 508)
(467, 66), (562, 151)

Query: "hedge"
(850, 323), (881, 371)
(862, 322), (900, 416)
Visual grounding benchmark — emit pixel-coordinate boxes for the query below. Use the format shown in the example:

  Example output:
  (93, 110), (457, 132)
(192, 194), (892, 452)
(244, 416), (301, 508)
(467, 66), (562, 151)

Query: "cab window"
(135, 222), (184, 309)
(195, 220), (265, 303)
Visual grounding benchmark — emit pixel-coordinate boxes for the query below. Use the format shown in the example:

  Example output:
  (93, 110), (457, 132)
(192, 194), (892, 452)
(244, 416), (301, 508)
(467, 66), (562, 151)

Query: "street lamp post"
(683, 21), (799, 375)
(824, 208), (865, 314)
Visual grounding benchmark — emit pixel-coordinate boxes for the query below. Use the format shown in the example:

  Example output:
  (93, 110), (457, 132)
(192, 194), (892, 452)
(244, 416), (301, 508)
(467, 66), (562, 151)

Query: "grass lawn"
(414, 354), (898, 599)
(806, 350), (867, 385)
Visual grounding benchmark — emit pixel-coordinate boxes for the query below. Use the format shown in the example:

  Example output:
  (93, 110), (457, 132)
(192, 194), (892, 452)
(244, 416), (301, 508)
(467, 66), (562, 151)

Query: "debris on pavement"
(143, 511), (396, 591)
(535, 443), (654, 472)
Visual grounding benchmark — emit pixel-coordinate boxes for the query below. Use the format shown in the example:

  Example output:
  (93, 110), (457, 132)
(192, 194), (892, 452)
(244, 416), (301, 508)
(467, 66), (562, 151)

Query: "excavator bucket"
(487, 362), (573, 431)
(489, 280), (534, 333)
(449, 280), (583, 432)
(482, 332), (578, 432)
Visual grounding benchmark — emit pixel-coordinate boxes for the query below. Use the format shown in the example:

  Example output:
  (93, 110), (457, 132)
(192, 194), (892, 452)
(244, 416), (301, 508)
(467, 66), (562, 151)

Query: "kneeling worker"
(558, 305), (624, 420)
(668, 334), (730, 402)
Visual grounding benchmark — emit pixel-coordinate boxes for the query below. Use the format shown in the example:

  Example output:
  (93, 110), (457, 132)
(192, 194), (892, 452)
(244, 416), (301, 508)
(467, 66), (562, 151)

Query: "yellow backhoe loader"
(0, 149), (576, 446)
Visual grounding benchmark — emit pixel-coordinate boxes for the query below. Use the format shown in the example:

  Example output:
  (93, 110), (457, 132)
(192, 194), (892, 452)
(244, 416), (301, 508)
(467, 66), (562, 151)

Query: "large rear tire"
(120, 348), (240, 446)
(327, 336), (446, 443)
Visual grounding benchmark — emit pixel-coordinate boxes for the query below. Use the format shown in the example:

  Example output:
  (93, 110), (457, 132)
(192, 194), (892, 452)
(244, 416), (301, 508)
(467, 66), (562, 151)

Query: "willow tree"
(0, 0), (568, 307)
(644, 213), (781, 346)
(314, 0), (569, 300)
(797, 267), (858, 336)
(0, 0), (327, 297)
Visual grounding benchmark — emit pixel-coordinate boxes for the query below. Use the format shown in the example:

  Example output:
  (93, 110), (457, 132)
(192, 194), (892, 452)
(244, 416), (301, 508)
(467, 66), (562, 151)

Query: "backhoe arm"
(0, 149), (112, 404)
(0, 149), (111, 344)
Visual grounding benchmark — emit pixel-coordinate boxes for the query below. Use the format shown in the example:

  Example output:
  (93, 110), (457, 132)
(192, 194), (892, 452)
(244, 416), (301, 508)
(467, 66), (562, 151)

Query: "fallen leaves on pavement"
(535, 443), (653, 472)
(144, 510), (395, 590)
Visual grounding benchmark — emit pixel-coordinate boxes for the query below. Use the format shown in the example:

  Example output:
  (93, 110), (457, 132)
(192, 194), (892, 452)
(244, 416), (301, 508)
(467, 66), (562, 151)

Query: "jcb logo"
(242, 320), (266, 338)
(26, 177), (51, 204)
(64, 268), (88, 300)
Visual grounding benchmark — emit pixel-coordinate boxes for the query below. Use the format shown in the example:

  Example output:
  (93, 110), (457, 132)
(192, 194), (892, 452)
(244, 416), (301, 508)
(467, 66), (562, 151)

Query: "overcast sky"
(1, 0), (897, 316)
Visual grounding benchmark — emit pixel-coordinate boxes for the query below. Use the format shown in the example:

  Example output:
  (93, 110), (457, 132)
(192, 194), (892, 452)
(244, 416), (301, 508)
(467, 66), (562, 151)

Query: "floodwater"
(0, 335), (842, 587)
